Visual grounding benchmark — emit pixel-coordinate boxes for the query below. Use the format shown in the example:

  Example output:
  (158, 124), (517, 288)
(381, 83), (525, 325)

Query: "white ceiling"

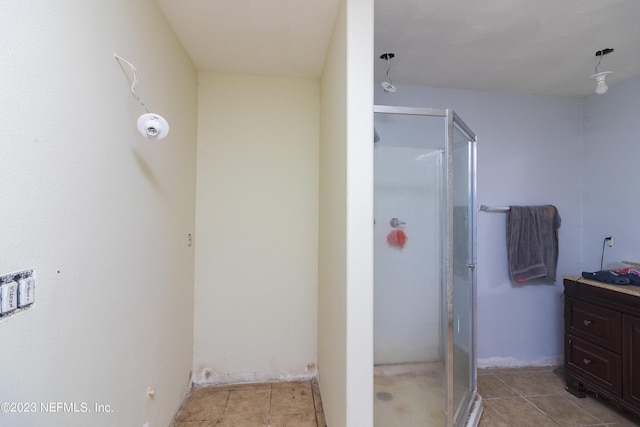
(155, 0), (640, 97)
(154, 0), (341, 78)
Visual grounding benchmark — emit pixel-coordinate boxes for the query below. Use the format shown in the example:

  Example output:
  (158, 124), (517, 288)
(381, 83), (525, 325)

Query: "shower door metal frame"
(373, 105), (480, 427)
(449, 110), (480, 427)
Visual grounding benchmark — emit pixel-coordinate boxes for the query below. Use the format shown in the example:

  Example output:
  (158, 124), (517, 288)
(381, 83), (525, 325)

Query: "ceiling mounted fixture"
(590, 48), (614, 95)
(115, 54), (170, 140)
(380, 53), (396, 93)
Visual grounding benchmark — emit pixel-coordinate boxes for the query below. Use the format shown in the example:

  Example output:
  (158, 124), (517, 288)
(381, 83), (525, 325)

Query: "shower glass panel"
(373, 106), (479, 427)
(452, 118), (477, 426)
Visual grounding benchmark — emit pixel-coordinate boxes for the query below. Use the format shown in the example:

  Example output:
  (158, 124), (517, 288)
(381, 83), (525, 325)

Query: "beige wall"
(0, 1), (197, 426)
(318, 0), (374, 425)
(344, 0), (375, 421)
(2, 0), (374, 425)
(193, 72), (320, 384)
(318, 1), (349, 421)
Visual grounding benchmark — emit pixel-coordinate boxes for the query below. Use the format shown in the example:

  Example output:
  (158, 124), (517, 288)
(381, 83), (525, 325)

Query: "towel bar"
(479, 204), (510, 212)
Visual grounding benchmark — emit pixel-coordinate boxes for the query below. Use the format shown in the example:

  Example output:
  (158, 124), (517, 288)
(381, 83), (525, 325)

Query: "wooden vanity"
(564, 276), (640, 417)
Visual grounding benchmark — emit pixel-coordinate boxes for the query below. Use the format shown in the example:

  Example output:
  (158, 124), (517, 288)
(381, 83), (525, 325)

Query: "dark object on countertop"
(582, 270), (631, 285)
(621, 272), (640, 285)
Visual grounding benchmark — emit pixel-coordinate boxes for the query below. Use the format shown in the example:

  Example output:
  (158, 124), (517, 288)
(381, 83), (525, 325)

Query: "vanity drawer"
(566, 299), (621, 351)
(566, 334), (621, 396)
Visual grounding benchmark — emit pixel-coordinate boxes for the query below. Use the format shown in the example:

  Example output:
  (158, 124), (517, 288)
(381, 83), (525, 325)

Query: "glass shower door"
(373, 110), (447, 427)
(373, 106), (478, 427)
(450, 116), (477, 426)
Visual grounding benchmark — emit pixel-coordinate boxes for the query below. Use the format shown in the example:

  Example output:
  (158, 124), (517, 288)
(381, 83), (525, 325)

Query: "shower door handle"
(465, 264), (476, 270)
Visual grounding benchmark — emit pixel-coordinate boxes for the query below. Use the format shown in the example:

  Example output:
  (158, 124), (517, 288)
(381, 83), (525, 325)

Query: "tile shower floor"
(172, 379), (326, 427)
(374, 362), (447, 427)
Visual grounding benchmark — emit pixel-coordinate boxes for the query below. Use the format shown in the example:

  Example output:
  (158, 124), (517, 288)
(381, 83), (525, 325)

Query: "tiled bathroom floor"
(173, 367), (640, 427)
(172, 378), (326, 427)
(479, 366), (640, 427)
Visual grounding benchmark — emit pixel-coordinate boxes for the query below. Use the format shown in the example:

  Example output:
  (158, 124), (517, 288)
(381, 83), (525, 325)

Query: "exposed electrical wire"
(595, 54), (603, 74)
(594, 48), (614, 74)
(384, 55), (393, 85)
(114, 54), (150, 113)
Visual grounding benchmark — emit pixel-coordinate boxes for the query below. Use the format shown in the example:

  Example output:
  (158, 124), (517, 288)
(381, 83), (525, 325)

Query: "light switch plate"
(1, 281), (19, 313)
(18, 277), (35, 307)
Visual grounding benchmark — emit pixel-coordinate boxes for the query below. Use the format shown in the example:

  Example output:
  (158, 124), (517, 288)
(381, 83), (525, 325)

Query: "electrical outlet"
(0, 269), (36, 317)
(0, 281), (18, 314)
(607, 236), (615, 248)
(18, 276), (35, 307)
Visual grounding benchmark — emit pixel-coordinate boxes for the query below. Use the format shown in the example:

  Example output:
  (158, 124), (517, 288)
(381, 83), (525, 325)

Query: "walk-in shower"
(373, 106), (482, 427)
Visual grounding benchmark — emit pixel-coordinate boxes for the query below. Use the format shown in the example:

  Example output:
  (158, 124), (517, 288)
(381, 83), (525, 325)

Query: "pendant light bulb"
(590, 49), (614, 95)
(380, 53), (396, 93)
(381, 81), (396, 93)
(590, 71), (612, 95)
(137, 113), (170, 140)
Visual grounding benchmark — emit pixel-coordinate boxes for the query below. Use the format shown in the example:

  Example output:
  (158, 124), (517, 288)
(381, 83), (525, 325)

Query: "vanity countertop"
(564, 275), (640, 298)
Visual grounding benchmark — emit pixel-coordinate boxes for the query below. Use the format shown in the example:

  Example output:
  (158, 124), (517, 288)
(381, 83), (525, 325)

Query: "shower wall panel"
(374, 146), (443, 364)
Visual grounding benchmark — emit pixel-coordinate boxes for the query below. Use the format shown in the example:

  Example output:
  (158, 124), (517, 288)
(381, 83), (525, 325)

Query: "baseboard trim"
(477, 355), (562, 369)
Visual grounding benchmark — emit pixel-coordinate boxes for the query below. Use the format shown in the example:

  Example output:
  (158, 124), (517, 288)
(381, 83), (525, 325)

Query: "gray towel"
(507, 205), (561, 282)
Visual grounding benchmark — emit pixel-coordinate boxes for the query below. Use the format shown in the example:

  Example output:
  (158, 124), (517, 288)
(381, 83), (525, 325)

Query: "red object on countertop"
(387, 229), (408, 249)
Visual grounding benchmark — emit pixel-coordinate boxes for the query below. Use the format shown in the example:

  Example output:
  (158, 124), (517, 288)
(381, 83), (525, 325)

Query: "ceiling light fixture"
(590, 48), (614, 95)
(115, 54), (170, 140)
(380, 53), (396, 93)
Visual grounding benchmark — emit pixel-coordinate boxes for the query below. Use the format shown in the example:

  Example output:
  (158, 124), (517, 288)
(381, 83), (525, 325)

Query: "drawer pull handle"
(583, 358), (592, 365)
(583, 320), (592, 326)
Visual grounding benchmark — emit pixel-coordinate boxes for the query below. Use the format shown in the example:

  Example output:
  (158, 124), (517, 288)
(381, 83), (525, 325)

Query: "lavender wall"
(375, 85), (584, 365)
(583, 74), (640, 271)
